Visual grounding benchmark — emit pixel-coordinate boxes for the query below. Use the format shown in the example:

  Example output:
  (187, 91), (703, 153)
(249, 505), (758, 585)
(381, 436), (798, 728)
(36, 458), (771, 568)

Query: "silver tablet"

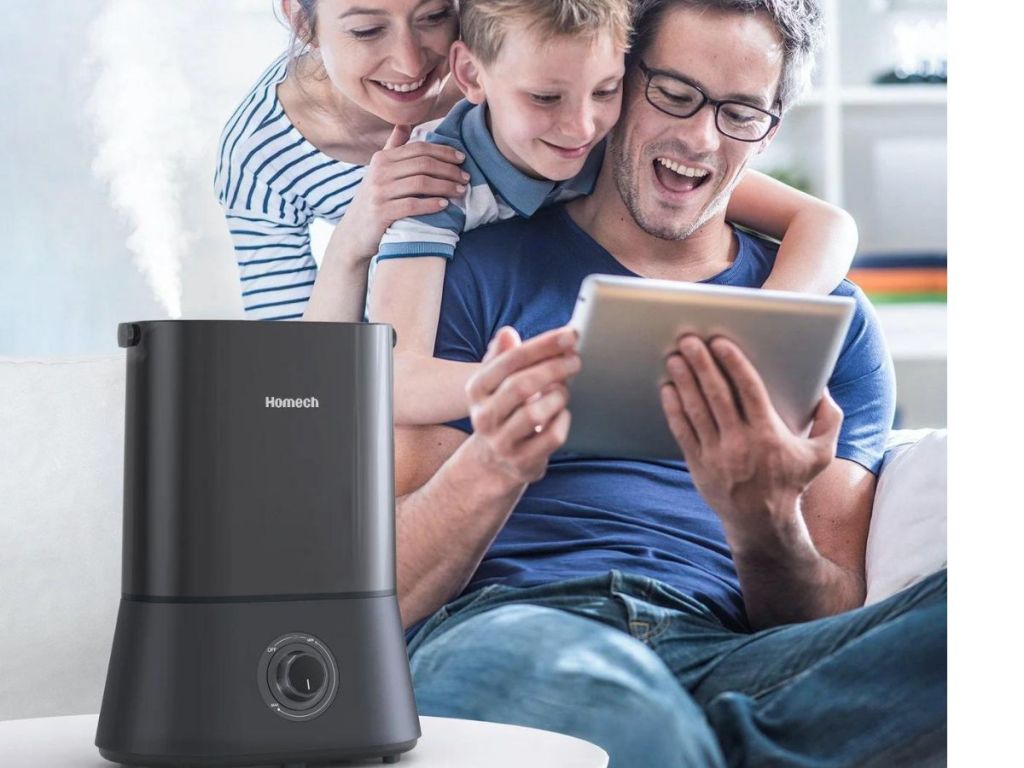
(565, 275), (855, 460)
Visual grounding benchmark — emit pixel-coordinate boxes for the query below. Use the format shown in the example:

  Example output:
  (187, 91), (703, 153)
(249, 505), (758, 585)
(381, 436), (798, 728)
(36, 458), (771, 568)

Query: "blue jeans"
(408, 569), (946, 767)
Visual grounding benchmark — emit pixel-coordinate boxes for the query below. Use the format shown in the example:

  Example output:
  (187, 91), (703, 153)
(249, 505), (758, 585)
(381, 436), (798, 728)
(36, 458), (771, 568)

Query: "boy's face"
(474, 25), (626, 181)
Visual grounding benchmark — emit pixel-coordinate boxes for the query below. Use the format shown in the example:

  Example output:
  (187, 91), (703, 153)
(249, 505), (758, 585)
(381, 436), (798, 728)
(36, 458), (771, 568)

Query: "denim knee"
(411, 603), (724, 768)
(705, 598), (946, 768)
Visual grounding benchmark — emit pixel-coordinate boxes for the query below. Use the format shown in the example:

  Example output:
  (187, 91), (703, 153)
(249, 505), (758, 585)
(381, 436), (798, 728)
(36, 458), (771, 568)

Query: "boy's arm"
(368, 257), (479, 425)
(726, 170), (858, 294)
(368, 165), (488, 426)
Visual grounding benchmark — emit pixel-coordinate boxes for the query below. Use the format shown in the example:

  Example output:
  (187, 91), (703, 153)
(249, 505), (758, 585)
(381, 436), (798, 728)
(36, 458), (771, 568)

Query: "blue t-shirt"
(432, 205), (896, 631)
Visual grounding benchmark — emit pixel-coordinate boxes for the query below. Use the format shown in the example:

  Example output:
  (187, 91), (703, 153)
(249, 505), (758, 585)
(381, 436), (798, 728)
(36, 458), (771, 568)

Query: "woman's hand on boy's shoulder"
(340, 124), (469, 258)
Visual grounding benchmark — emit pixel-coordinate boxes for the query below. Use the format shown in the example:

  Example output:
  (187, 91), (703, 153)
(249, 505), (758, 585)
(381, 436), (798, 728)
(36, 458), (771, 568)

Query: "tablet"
(564, 274), (855, 460)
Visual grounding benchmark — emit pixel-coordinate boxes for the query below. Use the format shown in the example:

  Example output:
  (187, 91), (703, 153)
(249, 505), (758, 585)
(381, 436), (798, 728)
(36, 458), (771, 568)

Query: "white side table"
(0, 714), (608, 767)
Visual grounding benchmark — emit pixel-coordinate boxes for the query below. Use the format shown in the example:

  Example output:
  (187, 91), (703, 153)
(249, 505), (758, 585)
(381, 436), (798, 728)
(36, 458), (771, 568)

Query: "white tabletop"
(0, 714), (608, 768)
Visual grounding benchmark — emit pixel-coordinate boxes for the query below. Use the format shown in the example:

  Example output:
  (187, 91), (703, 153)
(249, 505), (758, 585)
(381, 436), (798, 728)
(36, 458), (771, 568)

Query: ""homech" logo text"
(265, 396), (320, 409)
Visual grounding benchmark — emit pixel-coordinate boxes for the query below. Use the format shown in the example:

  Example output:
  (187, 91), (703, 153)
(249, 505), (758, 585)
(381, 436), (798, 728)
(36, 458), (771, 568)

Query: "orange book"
(848, 267), (947, 295)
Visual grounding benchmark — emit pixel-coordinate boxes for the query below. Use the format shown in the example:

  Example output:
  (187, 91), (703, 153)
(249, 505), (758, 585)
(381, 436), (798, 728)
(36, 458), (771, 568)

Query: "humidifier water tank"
(96, 320), (419, 766)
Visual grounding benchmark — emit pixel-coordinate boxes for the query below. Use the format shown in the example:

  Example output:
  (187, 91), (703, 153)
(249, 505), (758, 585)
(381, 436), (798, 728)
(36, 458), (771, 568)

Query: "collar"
(461, 102), (561, 217)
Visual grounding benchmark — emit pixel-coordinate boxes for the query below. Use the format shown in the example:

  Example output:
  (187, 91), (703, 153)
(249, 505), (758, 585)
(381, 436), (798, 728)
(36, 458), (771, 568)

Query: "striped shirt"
(215, 54), (366, 320)
(376, 99), (603, 263)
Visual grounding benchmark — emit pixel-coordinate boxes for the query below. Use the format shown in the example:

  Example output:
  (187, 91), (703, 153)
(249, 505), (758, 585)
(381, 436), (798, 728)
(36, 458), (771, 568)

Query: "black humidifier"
(96, 320), (419, 766)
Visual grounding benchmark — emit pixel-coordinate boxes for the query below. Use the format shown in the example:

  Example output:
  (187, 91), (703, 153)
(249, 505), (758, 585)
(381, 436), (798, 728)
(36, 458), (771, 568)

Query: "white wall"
(0, 0), (290, 357)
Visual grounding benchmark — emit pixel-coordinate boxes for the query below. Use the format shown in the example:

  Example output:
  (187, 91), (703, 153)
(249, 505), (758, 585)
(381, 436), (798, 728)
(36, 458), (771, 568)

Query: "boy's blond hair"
(460, 0), (633, 65)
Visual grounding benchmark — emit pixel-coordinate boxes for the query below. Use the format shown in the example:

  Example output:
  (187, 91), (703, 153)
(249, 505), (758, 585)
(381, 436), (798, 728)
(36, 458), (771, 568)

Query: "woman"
(216, 0), (468, 321)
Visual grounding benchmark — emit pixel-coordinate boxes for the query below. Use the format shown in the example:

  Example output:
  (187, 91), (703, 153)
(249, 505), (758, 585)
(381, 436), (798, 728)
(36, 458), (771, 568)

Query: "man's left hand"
(660, 335), (843, 546)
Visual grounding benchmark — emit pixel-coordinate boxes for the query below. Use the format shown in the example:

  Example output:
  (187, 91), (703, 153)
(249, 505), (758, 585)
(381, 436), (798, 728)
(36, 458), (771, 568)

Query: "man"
(394, 0), (946, 765)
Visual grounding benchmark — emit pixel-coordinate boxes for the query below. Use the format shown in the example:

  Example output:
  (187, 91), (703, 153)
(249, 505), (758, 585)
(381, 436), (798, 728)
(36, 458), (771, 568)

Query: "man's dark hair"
(628, 0), (824, 113)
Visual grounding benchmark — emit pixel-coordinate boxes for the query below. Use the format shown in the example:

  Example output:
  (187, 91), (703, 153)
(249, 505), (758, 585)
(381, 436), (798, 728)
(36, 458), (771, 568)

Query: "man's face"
(609, 7), (784, 240)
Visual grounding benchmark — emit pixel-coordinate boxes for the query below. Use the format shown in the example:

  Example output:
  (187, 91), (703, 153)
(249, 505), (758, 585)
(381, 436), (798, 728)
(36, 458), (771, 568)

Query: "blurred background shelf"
(838, 85), (946, 106)
(803, 85), (947, 107)
(753, 0), (947, 428)
(876, 304), (946, 361)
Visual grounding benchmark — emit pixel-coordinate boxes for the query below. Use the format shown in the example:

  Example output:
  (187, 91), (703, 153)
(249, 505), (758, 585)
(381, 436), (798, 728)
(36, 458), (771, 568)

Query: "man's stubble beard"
(610, 132), (743, 242)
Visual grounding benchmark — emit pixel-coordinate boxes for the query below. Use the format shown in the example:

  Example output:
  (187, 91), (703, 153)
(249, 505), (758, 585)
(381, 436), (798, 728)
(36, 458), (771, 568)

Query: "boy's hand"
(464, 326), (579, 490)
(339, 124), (470, 258)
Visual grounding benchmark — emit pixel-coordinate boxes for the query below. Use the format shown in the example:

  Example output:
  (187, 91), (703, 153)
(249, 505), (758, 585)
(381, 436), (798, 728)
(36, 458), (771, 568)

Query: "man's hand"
(465, 326), (579, 490)
(393, 325), (579, 627)
(659, 335), (843, 548)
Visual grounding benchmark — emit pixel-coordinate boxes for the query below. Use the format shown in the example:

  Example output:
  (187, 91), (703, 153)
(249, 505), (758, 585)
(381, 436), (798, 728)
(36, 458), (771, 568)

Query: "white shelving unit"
(755, 0), (947, 238)
(875, 304), (946, 361)
(754, 0), (947, 428)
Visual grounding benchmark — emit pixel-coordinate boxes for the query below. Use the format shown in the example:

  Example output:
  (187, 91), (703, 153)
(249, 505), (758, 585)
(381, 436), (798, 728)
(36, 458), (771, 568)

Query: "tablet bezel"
(564, 274), (855, 460)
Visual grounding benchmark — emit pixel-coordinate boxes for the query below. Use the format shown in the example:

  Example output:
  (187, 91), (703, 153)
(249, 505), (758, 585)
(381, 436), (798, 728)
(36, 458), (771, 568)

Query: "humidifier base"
(96, 595), (419, 767)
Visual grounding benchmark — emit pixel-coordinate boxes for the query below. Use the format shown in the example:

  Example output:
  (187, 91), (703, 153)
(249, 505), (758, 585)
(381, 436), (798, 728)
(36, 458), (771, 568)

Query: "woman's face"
(309, 0), (459, 127)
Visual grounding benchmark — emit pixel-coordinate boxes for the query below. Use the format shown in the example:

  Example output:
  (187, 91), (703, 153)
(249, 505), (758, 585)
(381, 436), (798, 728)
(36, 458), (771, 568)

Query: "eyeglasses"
(638, 61), (781, 143)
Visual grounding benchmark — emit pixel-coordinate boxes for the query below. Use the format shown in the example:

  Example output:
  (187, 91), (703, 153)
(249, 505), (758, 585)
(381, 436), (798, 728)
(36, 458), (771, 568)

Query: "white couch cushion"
(865, 429), (948, 604)
(0, 357), (124, 720)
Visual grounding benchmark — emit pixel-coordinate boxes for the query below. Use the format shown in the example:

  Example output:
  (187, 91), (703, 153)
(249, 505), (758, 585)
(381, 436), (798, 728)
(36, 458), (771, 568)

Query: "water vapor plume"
(86, 1), (290, 318)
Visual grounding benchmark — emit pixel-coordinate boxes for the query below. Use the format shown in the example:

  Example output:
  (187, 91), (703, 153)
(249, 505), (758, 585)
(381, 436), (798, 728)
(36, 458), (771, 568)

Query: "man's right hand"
(393, 325), (577, 627)
(464, 326), (579, 490)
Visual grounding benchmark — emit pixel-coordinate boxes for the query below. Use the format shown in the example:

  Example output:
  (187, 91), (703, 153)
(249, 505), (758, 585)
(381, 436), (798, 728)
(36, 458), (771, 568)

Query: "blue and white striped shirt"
(376, 99), (603, 263)
(215, 54), (366, 320)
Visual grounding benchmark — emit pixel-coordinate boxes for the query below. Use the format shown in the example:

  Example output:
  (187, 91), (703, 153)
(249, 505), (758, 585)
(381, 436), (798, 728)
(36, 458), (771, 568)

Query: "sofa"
(0, 356), (947, 721)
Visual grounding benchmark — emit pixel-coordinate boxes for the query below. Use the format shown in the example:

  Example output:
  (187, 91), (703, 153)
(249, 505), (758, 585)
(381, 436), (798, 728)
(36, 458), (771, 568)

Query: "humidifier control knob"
(258, 632), (339, 721)
(277, 651), (327, 702)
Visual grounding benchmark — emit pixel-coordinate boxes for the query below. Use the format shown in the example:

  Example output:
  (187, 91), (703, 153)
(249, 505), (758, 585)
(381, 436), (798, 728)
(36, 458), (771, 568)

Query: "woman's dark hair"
(285, 0), (318, 58)
(275, 0), (327, 82)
